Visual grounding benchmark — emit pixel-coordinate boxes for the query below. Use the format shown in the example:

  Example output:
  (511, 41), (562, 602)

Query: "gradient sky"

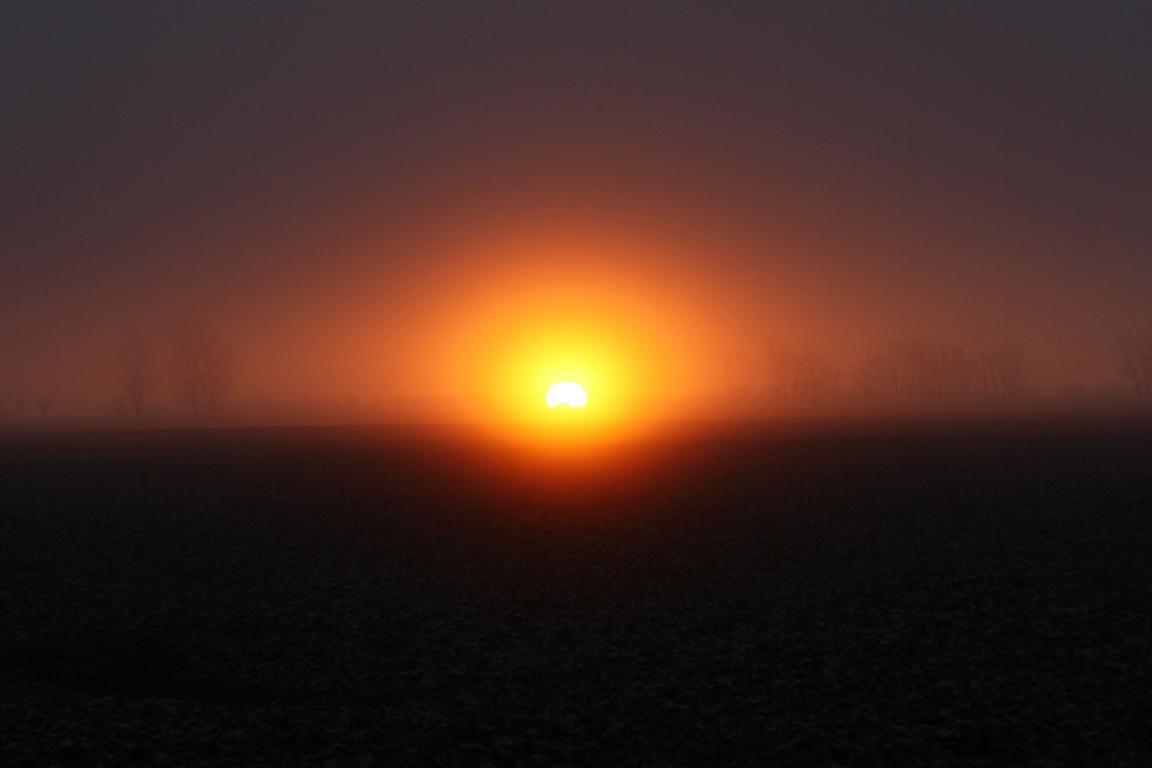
(4, 1), (1151, 413)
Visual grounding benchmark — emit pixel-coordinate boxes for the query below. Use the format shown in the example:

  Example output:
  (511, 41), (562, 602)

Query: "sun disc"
(546, 381), (588, 409)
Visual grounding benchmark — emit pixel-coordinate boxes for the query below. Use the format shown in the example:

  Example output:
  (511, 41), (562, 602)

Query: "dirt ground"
(1, 419), (1150, 765)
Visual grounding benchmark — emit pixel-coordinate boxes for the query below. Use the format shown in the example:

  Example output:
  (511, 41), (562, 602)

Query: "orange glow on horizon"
(348, 219), (797, 436)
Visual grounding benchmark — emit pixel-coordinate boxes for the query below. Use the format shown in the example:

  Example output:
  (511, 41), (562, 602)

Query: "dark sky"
(3, 1), (1151, 411)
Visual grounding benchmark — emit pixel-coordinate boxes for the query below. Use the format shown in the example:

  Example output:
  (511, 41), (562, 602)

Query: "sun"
(546, 381), (588, 409)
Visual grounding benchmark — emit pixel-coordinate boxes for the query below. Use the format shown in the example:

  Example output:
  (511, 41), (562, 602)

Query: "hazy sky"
(4, 2), (1151, 412)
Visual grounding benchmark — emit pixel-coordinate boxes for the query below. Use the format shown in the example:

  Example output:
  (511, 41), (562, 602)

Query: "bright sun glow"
(546, 381), (588, 409)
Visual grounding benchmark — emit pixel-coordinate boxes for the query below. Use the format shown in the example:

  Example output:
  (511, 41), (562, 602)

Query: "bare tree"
(170, 323), (233, 419)
(118, 336), (156, 419)
(856, 341), (949, 406)
(1115, 337), (1152, 400)
(36, 395), (54, 417)
(856, 345), (903, 405)
(856, 341), (1023, 408)
(768, 345), (842, 407)
(972, 345), (1028, 402)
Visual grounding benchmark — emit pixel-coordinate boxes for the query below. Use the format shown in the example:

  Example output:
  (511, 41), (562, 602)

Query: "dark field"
(2, 419), (1151, 766)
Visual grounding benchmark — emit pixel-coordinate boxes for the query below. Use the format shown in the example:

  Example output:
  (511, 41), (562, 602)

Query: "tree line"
(8, 328), (1152, 422)
(769, 337), (1152, 408)
(768, 341), (1029, 409)
(1115, 337), (1152, 401)
(115, 322), (233, 420)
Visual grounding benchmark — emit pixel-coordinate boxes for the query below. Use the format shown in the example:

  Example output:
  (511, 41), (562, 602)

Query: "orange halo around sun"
(390, 226), (734, 437)
(476, 322), (645, 441)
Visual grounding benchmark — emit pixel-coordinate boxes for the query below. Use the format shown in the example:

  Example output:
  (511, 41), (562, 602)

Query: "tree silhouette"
(856, 341), (956, 406)
(1115, 337), (1152, 400)
(36, 395), (54, 418)
(170, 323), (233, 419)
(856, 341), (1027, 407)
(118, 336), (156, 419)
(972, 345), (1028, 402)
(768, 345), (841, 407)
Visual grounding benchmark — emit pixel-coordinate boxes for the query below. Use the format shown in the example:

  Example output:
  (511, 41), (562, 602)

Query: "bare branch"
(1115, 337), (1152, 400)
(118, 335), (156, 420)
(857, 341), (1027, 407)
(768, 344), (842, 407)
(170, 323), (233, 419)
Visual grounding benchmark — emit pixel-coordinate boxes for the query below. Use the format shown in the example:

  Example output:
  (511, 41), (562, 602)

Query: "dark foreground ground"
(1, 418), (1151, 766)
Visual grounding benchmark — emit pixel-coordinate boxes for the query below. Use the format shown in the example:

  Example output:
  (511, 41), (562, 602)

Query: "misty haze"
(3, 2), (1151, 766)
